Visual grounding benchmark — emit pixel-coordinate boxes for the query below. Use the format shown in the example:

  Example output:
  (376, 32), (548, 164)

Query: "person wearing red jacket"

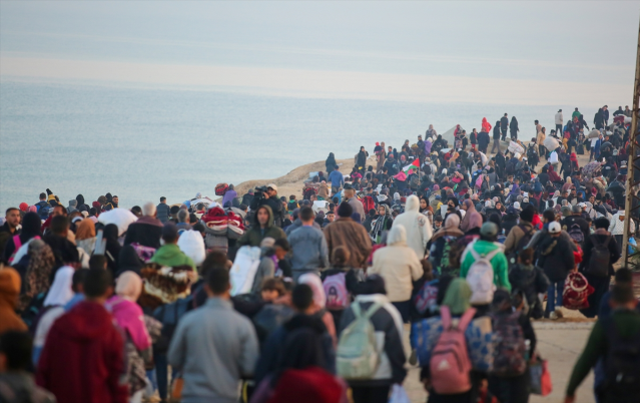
(36, 268), (128, 403)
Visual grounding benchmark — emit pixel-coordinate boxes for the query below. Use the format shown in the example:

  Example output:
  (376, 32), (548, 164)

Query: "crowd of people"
(0, 105), (638, 403)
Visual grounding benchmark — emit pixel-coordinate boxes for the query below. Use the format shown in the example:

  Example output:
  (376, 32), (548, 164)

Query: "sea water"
(0, 80), (584, 211)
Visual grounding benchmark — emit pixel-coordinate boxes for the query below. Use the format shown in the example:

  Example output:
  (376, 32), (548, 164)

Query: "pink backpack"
(323, 272), (349, 310)
(429, 305), (476, 395)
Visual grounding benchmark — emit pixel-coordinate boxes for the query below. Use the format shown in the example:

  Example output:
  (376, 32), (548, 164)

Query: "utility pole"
(621, 14), (640, 269)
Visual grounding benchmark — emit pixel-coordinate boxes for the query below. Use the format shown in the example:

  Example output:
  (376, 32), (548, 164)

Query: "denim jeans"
(546, 280), (564, 313)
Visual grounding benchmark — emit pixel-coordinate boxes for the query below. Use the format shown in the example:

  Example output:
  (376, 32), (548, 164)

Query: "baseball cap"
(267, 184), (278, 193)
(480, 222), (499, 237)
(548, 222), (561, 234)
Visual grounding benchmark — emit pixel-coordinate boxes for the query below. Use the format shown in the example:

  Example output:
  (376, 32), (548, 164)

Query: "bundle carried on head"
(138, 263), (197, 309)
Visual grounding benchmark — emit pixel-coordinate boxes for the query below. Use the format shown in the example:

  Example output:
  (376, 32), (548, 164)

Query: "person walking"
(500, 113), (509, 141)
(150, 223), (196, 269)
(168, 268), (259, 403)
(369, 225), (423, 322)
(36, 268), (128, 403)
(391, 195), (432, 259)
(579, 217), (620, 319)
(555, 109), (564, 137)
(237, 205), (286, 248)
(537, 222), (575, 319)
(124, 202), (164, 249)
(328, 166), (344, 195)
(491, 121), (501, 154)
(564, 284), (640, 403)
(509, 116), (519, 140)
(323, 202), (372, 269)
(288, 207), (330, 282)
(338, 275), (407, 403)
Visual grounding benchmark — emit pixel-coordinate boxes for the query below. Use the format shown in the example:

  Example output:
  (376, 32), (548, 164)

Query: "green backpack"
(336, 301), (382, 380)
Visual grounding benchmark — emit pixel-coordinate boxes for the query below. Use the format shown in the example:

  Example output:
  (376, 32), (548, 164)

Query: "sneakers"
(549, 309), (564, 320)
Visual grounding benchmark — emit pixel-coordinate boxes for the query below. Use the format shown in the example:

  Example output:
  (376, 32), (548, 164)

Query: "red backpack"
(429, 306), (475, 395)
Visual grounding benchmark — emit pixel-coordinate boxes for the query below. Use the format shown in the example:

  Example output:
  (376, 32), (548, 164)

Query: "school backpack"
(323, 272), (350, 310)
(600, 315), (640, 402)
(586, 235), (611, 277)
(153, 294), (196, 352)
(429, 306), (476, 395)
(568, 223), (584, 244)
(336, 301), (381, 380)
(414, 279), (439, 316)
(490, 311), (527, 377)
(466, 247), (500, 305)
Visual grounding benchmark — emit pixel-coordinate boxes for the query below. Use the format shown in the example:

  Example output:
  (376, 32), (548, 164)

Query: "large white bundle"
(313, 200), (328, 214)
(229, 246), (262, 296)
(508, 141), (524, 155)
(588, 129), (601, 139)
(543, 137), (560, 151)
(178, 230), (206, 266)
(98, 208), (138, 236)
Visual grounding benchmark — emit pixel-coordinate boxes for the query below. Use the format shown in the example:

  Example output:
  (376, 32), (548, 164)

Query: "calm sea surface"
(0, 80), (586, 211)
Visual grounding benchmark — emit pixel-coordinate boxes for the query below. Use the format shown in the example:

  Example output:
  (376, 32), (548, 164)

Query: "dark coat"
(124, 216), (163, 249)
(537, 234), (575, 282)
(155, 203), (170, 224)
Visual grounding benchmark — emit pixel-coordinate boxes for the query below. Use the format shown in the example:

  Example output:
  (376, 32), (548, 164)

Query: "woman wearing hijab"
(32, 266), (75, 364)
(325, 152), (337, 173)
(0, 268), (27, 334)
(19, 240), (55, 312)
(298, 273), (337, 345)
(412, 278), (493, 403)
(460, 199), (483, 234)
(75, 218), (96, 255)
(107, 272), (152, 403)
(548, 164), (562, 184)
(369, 204), (393, 244)
(430, 214), (464, 276)
(3, 212), (42, 264)
(103, 223), (122, 276)
(116, 245), (144, 277)
(509, 116), (519, 140)
(356, 146), (368, 174)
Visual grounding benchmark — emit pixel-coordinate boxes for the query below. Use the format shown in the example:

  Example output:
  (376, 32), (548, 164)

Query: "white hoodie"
(391, 195), (433, 258)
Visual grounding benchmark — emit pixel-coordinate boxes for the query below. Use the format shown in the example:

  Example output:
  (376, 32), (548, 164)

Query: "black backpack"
(599, 315), (640, 402)
(586, 235), (611, 277)
(508, 225), (534, 267)
(152, 293), (196, 352)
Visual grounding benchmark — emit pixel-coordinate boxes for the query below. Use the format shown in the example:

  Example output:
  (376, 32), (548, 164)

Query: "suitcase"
(576, 143), (584, 155)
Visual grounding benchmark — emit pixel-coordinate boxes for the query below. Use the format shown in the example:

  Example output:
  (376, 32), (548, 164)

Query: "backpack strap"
(440, 305), (452, 329)
(352, 301), (362, 319)
(457, 308), (477, 332)
(484, 248), (501, 261)
(363, 302), (383, 320)
(12, 235), (21, 250)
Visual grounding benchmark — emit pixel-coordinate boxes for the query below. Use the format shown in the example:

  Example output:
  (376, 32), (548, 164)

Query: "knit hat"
(337, 202), (353, 218)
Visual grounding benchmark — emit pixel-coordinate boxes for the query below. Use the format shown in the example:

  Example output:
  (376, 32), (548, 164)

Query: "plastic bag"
(529, 358), (552, 396)
(388, 384), (410, 403)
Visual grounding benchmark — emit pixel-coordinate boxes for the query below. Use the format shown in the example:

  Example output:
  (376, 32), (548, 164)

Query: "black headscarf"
(20, 212), (42, 244)
(116, 245), (143, 277)
(103, 223), (122, 274)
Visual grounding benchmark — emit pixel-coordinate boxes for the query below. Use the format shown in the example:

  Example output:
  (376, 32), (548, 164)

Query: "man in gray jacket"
(288, 207), (330, 282)
(168, 268), (259, 403)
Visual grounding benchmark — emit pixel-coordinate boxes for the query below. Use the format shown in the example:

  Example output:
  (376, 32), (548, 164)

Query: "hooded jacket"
(150, 243), (196, 269)
(323, 217), (372, 269)
(36, 301), (128, 403)
(391, 195), (432, 258)
(369, 225), (424, 302)
(237, 205), (286, 247)
(503, 221), (535, 255)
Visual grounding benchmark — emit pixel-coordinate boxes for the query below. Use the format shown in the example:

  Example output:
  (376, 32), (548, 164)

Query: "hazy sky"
(1, 1), (639, 106)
